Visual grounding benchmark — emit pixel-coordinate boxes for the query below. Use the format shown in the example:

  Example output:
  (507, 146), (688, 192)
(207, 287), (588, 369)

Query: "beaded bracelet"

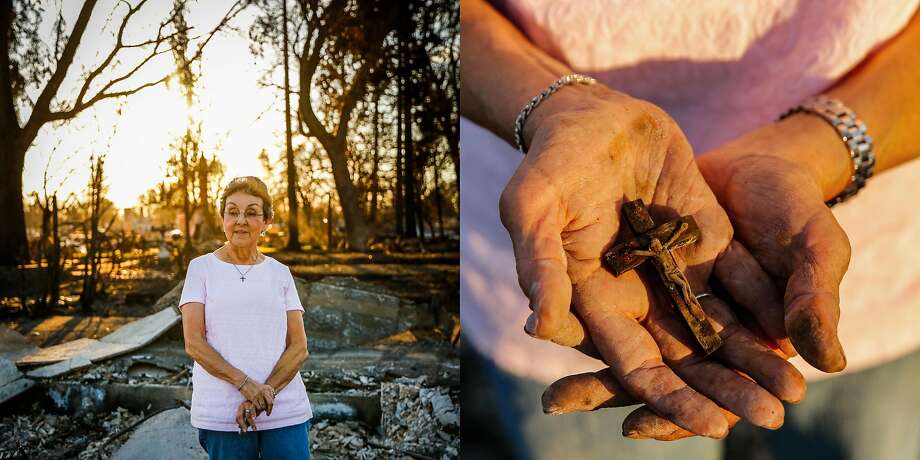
(514, 74), (597, 155)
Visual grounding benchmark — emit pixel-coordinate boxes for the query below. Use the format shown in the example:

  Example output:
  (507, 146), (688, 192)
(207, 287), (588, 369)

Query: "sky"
(22, 1), (291, 210)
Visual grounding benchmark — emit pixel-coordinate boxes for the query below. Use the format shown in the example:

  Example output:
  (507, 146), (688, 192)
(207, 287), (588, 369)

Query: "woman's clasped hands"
(235, 377), (277, 433)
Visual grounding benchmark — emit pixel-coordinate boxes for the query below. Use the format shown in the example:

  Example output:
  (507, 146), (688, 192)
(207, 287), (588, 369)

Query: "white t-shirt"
(178, 252), (313, 431)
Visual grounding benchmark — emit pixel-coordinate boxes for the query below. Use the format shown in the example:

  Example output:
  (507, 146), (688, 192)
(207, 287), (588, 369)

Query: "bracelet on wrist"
(779, 95), (875, 207)
(514, 74), (597, 155)
(236, 376), (249, 391)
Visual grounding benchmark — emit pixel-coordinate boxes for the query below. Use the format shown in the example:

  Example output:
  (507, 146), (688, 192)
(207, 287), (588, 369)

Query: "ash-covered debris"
(71, 354), (191, 387)
(0, 263), (458, 459)
(311, 420), (386, 459)
(0, 404), (143, 459)
(380, 376), (460, 459)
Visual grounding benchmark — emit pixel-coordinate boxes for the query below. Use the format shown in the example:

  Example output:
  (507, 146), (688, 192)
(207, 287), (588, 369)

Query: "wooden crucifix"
(602, 199), (723, 355)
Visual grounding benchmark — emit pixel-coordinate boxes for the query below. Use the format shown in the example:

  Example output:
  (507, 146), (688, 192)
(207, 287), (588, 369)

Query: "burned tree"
(0, 0), (246, 265)
(26, 145), (76, 315)
(294, 0), (397, 250)
(249, 0), (305, 251)
(79, 154), (115, 312)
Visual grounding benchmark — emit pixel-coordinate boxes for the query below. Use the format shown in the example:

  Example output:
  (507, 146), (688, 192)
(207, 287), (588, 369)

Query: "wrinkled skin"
(541, 115), (851, 440)
(697, 122), (850, 374)
(502, 86), (805, 438)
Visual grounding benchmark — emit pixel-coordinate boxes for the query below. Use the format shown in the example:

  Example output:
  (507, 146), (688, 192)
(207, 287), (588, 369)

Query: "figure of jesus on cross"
(603, 199), (723, 355)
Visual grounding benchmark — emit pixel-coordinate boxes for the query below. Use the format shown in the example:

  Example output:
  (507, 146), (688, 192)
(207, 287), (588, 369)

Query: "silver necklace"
(232, 263), (255, 282)
(224, 252), (259, 282)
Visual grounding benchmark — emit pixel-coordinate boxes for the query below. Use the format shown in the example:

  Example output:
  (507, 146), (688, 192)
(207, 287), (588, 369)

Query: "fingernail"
(524, 314), (539, 336)
(542, 402), (566, 415)
(624, 430), (647, 439)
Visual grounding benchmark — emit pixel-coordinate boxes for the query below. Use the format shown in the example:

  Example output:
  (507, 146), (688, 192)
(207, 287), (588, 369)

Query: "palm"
(503, 96), (803, 437)
(699, 152), (849, 372)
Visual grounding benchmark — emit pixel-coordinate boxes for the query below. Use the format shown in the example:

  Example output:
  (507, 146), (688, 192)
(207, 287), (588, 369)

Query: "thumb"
(784, 208), (850, 372)
(499, 172), (578, 345)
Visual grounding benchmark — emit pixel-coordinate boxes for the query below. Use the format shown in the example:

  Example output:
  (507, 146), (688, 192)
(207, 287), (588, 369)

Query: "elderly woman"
(179, 176), (312, 459)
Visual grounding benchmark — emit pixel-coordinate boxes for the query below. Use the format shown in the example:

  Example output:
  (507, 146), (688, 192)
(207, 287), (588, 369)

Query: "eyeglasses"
(225, 210), (264, 221)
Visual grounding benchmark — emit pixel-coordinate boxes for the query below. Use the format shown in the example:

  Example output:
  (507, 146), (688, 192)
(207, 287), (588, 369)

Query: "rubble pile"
(0, 404), (142, 459)
(0, 266), (459, 458)
(301, 369), (378, 394)
(310, 420), (389, 459)
(77, 355), (191, 386)
(380, 377), (460, 459)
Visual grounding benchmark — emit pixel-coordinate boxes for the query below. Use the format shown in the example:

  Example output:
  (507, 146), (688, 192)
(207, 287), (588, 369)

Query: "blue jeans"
(198, 420), (311, 460)
(464, 342), (920, 460)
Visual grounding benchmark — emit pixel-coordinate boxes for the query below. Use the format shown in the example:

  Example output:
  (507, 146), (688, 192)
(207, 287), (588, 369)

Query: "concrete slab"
(0, 357), (34, 404)
(16, 338), (97, 366)
(0, 327), (38, 362)
(300, 277), (433, 350)
(26, 355), (93, 378)
(18, 307), (180, 377)
(79, 341), (139, 362)
(0, 357), (21, 386)
(101, 307), (179, 346)
(111, 407), (207, 460)
(0, 376), (35, 404)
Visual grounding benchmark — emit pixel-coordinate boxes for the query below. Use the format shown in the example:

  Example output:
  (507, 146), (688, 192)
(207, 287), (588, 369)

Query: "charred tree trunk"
(195, 155), (215, 242)
(80, 156), (104, 312)
(180, 133), (193, 267)
(369, 99), (380, 223)
(400, 12), (417, 239)
(434, 160), (445, 238)
(282, 0), (300, 251)
(403, 88), (418, 238)
(0, 143), (29, 265)
(394, 54), (405, 237)
(326, 194), (333, 251)
(49, 194), (60, 308)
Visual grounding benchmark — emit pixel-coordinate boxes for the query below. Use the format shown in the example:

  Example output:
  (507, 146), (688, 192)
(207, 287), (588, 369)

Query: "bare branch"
(123, 27), (189, 49)
(22, 0), (98, 142)
(73, 0), (149, 107)
(43, 0), (248, 125)
(46, 75), (169, 122)
(257, 80), (301, 95)
(185, 0), (248, 63)
(91, 46), (174, 101)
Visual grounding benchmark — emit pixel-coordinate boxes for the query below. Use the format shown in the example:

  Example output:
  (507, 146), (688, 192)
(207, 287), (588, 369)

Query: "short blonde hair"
(219, 176), (273, 220)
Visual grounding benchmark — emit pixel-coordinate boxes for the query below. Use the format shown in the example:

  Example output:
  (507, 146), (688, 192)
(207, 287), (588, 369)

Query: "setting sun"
(23, 2), (284, 210)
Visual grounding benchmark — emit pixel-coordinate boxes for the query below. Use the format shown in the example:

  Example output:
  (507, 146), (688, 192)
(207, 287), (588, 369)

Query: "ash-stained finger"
(623, 405), (740, 441)
(542, 368), (638, 415)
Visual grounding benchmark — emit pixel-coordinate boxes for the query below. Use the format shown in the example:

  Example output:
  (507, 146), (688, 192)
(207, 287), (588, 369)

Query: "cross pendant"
(602, 199), (723, 355)
(240, 276), (246, 283)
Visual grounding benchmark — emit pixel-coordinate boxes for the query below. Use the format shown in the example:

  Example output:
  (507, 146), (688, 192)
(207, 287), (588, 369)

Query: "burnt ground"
(0, 248), (459, 459)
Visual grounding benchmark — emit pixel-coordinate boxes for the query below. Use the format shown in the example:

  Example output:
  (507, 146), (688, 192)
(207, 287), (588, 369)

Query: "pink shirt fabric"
(461, 0), (920, 385)
(179, 253), (312, 431)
